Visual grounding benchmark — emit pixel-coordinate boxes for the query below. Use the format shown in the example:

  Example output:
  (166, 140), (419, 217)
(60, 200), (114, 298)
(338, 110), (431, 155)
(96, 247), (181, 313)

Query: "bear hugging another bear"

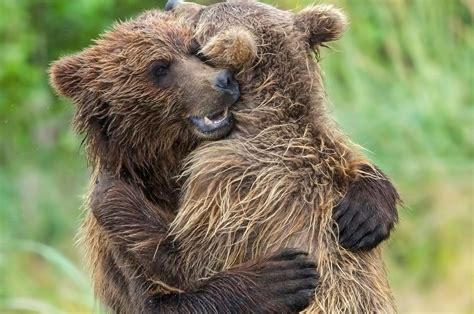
(49, 1), (400, 313)
(170, 1), (400, 313)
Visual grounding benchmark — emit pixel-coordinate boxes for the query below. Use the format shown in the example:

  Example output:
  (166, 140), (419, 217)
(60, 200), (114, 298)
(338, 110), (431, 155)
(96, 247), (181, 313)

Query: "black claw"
(344, 219), (376, 249)
(339, 213), (365, 243)
(333, 200), (349, 221)
(273, 248), (308, 261)
(355, 234), (375, 251)
(358, 224), (391, 250)
(295, 268), (318, 278)
(336, 210), (358, 237)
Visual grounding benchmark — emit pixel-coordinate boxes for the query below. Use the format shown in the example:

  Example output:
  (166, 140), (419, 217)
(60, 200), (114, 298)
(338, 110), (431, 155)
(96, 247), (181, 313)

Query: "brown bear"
(165, 0), (400, 312)
(49, 5), (398, 314)
(50, 10), (320, 313)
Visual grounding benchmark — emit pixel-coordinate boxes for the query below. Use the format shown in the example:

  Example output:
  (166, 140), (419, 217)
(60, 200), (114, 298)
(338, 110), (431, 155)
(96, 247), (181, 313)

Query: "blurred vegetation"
(0, 0), (472, 313)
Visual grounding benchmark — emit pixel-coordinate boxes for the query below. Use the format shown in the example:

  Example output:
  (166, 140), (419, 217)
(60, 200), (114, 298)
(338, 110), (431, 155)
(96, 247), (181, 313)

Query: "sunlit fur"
(50, 3), (398, 312)
(50, 8), (319, 312)
(170, 2), (397, 312)
(49, 10), (241, 312)
(200, 27), (258, 71)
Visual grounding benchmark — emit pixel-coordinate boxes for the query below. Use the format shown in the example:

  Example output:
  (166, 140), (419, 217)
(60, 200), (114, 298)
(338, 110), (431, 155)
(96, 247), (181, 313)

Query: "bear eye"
(150, 61), (170, 79)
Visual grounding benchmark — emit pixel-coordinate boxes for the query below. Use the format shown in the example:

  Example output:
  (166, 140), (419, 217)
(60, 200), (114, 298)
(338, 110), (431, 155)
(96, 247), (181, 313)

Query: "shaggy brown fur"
(166, 1), (401, 313)
(49, 3), (399, 313)
(50, 10), (319, 313)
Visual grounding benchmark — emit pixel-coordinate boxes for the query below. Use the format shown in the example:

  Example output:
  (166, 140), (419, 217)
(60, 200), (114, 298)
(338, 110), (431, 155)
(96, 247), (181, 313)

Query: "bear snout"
(214, 69), (240, 102)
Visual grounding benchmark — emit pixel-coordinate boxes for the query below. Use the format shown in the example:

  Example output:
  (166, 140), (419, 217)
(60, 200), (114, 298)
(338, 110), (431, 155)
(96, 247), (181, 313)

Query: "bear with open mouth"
(50, 2), (400, 313)
(169, 0), (400, 312)
(50, 9), (320, 313)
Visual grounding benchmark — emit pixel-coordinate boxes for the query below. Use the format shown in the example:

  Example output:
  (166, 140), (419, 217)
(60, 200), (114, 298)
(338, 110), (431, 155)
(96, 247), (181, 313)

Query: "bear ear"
(200, 27), (257, 71)
(295, 4), (347, 48)
(49, 52), (90, 100)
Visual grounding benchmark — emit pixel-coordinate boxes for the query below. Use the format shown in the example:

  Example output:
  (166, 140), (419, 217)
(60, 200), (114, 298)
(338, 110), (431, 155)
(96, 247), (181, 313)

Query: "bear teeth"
(204, 108), (229, 125)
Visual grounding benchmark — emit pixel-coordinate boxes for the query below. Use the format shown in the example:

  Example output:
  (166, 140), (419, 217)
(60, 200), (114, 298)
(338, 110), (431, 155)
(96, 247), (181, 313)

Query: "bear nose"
(214, 70), (240, 98)
(165, 0), (181, 11)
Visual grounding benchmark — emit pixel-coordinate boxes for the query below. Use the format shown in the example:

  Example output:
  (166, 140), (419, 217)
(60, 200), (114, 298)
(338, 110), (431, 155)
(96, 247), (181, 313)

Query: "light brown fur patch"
(170, 2), (395, 312)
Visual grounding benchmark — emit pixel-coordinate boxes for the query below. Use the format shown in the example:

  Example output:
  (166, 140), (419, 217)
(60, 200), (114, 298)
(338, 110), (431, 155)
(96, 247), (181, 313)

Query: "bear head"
(50, 10), (240, 179)
(167, 0), (347, 130)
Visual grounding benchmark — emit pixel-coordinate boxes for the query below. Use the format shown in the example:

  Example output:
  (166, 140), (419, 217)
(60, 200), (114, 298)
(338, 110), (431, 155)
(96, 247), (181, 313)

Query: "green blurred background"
(0, 0), (472, 313)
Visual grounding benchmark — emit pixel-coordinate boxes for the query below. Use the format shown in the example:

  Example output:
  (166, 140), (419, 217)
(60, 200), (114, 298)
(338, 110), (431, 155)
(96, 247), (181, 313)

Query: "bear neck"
(89, 134), (196, 210)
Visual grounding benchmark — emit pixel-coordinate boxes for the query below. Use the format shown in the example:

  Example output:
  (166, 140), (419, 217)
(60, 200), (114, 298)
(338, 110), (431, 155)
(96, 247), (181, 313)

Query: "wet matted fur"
(169, 1), (400, 312)
(50, 9), (320, 313)
(49, 2), (399, 313)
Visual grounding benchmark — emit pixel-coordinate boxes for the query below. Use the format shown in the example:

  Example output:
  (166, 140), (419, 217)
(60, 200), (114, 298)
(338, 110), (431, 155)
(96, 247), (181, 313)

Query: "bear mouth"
(190, 108), (234, 139)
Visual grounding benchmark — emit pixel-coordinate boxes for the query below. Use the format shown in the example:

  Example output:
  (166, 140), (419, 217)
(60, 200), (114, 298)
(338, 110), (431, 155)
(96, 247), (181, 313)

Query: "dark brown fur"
(50, 9), (318, 313)
(49, 3), (399, 313)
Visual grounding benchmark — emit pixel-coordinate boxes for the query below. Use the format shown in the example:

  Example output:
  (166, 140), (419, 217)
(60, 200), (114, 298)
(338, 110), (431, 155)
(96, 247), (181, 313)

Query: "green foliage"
(0, 0), (472, 312)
